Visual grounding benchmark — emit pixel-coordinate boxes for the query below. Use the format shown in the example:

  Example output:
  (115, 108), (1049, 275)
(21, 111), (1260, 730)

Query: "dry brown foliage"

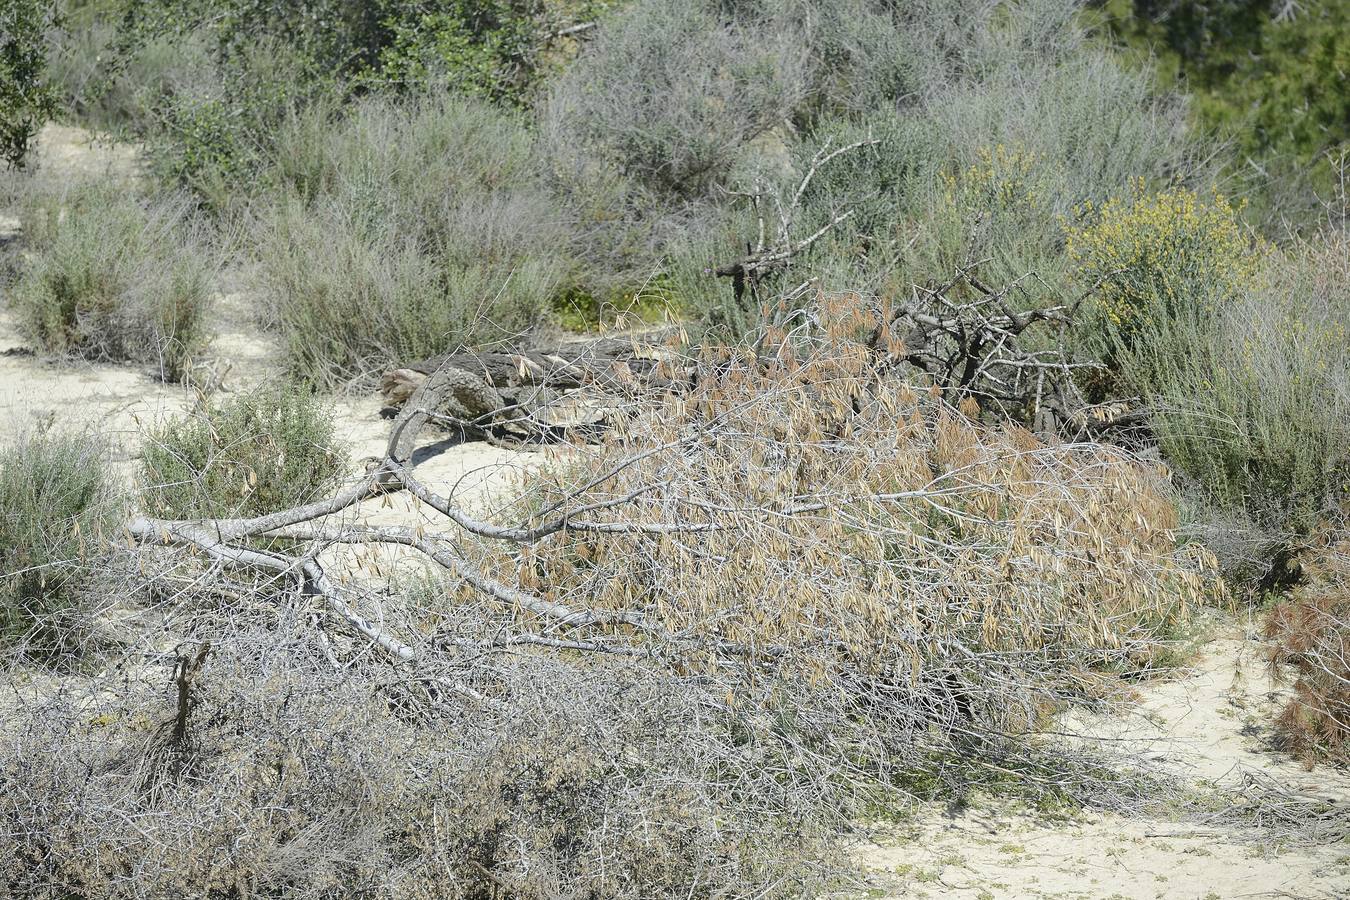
(500, 292), (1222, 702)
(1265, 530), (1350, 767)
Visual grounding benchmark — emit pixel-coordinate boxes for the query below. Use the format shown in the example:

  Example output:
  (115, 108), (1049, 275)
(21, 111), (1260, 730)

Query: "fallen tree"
(123, 286), (1217, 692)
(379, 265), (1139, 447)
(3, 287), (1224, 898)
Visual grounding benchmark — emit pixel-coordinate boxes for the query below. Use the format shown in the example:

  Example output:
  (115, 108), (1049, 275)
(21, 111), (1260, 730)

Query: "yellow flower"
(1065, 182), (1261, 334)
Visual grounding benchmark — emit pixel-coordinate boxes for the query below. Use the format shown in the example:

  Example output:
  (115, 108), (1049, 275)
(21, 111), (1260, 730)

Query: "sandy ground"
(850, 634), (1350, 899)
(4, 124), (1348, 900)
(26, 122), (142, 182)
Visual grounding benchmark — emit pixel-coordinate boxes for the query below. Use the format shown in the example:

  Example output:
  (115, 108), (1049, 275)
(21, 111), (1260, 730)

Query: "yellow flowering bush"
(1067, 182), (1259, 338)
(1128, 228), (1350, 551)
(929, 143), (1065, 280)
(941, 143), (1053, 216)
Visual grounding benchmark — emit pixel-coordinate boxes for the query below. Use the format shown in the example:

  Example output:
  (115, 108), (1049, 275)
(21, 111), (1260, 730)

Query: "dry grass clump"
(0, 429), (113, 652)
(0, 290), (1230, 896)
(1265, 529), (1350, 767)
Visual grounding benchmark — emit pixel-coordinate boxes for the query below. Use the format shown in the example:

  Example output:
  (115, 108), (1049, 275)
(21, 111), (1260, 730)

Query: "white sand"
(850, 636), (1350, 899)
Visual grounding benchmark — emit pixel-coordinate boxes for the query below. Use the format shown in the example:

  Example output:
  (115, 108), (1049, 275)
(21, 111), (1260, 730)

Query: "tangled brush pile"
(2, 290), (1227, 898)
(493, 290), (1224, 754)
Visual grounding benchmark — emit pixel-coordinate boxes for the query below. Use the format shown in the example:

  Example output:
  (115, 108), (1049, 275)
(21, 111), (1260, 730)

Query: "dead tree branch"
(715, 135), (879, 301)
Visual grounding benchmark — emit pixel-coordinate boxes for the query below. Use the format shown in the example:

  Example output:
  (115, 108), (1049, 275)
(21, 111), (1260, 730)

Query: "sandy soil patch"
(25, 122), (144, 183)
(0, 308), (189, 462)
(851, 636), (1350, 899)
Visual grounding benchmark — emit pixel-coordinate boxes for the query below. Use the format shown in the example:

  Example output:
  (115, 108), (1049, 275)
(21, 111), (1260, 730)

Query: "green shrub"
(140, 387), (347, 518)
(256, 94), (571, 382)
(658, 210), (757, 339)
(11, 183), (215, 380)
(1068, 183), (1260, 370)
(1140, 231), (1350, 540)
(45, 0), (608, 200)
(0, 430), (112, 647)
(1102, 1), (1350, 195)
(370, 0), (617, 104)
(0, 0), (57, 168)
(45, 1), (341, 203)
(911, 140), (1072, 288)
(1071, 192), (1349, 552)
(46, 2), (213, 139)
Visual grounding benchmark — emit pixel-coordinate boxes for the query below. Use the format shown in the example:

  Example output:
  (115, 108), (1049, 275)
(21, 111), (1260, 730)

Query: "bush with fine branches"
(554, 0), (1200, 328)
(0, 429), (112, 651)
(541, 0), (810, 203)
(141, 387), (347, 519)
(256, 93), (572, 383)
(1079, 203), (1350, 556)
(10, 182), (215, 381)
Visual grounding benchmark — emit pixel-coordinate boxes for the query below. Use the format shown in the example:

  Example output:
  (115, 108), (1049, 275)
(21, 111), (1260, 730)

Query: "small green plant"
(0, 429), (112, 648)
(140, 387), (347, 518)
(11, 183), (214, 380)
(0, 0), (58, 168)
(370, 0), (617, 105)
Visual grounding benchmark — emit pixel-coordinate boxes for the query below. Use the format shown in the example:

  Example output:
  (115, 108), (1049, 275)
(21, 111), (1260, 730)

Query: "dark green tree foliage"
(0, 0), (58, 167)
(1103, 0), (1349, 167)
(373, 0), (622, 104)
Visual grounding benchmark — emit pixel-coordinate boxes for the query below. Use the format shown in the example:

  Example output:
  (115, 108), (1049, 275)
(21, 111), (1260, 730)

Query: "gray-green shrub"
(256, 94), (571, 382)
(554, 0), (1201, 330)
(0, 429), (112, 648)
(10, 182), (214, 380)
(1142, 231), (1350, 540)
(45, 2), (216, 141)
(140, 387), (347, 519)
(541, 0), (811, 203)
(1065, 177), (1350, 562)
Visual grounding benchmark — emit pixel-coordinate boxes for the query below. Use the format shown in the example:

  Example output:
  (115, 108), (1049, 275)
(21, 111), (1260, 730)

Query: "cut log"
(400, 336), (680, 386)
(380, 332), (688, 447)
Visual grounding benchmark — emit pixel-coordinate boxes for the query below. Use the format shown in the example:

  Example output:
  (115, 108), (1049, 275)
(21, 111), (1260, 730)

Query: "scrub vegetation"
(2, 0), (1348, 896)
